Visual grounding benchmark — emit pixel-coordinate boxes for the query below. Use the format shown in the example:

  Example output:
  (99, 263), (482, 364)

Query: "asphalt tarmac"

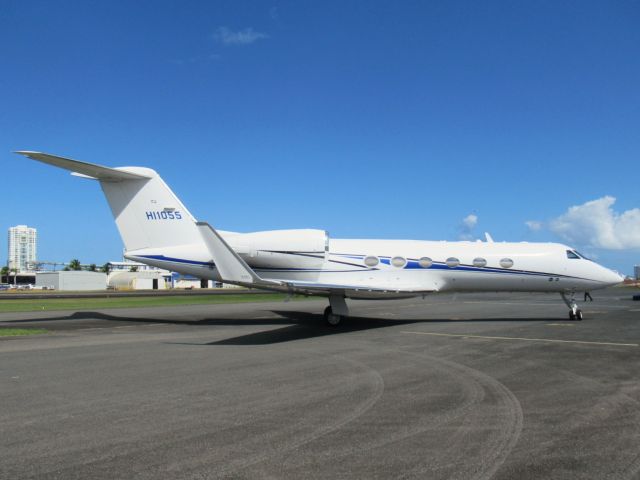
(1, 288), (639, 479)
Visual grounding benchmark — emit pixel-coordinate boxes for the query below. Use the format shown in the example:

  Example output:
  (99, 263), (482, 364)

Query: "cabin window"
(391, 256), (406, 268)
(500, 258), (514, 268)
(418, 257), (433, 268)
(446, 257), (460, 268)
(364, 256), (379, 267)
(473, 257), (487, 267)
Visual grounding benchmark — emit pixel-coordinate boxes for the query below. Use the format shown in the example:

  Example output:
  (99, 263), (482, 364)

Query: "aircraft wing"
(195, 222), (436, 296)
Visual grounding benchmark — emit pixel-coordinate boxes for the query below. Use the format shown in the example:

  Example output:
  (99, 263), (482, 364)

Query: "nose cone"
(599, 266), (624, 286)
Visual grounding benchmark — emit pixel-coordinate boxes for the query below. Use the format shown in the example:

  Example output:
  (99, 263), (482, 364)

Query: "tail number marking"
(146, 211), (182, 220)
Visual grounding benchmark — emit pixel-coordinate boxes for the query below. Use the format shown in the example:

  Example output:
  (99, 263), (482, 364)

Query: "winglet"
(196, 221), (279, 287)
(484, 232), (494, 243)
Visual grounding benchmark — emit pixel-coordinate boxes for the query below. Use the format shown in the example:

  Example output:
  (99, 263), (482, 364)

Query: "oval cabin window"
(473, 257), (487, 268)
(446, 257), (460, 268)
(418, 257), (433, 268)
(500, 258), (514, 268)
(391, 256), (406, 268)
(364, 256), (379, 267)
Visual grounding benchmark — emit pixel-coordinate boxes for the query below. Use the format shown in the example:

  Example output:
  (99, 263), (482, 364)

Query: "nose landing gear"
(561, 292), (583, 321)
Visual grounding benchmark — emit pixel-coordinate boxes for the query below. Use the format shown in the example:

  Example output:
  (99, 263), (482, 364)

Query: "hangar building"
(36, 271), (107, 291)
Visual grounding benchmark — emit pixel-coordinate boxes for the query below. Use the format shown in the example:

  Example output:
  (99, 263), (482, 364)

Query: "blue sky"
(2, 1), (639, 274)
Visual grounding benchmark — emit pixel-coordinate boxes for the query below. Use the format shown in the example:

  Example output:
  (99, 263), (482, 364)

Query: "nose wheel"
(561, 292), (583, 321)
(568, 308), (583, 321)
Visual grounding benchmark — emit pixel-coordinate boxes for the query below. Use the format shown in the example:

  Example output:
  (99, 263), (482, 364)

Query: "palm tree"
(8, 267), (18, 285)
(68, 259), (82, 271)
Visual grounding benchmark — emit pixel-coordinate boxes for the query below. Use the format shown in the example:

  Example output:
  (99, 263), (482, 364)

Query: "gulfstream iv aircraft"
(16, 151), (623, 325)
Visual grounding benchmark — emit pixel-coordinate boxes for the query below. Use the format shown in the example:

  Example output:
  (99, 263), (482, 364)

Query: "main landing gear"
(324, 295), (349, 326)
(561, 292), (583, 321)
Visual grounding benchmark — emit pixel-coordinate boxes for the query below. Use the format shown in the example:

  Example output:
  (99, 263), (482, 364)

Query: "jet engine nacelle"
(229, 229), (328, 269)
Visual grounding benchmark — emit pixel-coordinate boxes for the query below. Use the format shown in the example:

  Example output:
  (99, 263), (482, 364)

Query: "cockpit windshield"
(574, 250), (591, 261)
(566, 250), (591, 260)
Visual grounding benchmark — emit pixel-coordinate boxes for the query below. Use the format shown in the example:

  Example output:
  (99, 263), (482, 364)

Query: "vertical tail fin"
(15, 151), (203, 252)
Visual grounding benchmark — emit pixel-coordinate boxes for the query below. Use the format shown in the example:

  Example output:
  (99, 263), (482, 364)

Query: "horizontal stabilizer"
(15, 151), (151, 182)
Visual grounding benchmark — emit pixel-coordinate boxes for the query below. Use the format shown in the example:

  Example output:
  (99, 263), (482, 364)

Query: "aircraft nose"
(600, 267), (624, 286)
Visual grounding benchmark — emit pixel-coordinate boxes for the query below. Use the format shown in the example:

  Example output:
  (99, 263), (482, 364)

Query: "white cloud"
(525, 220), (542, 231)
(459, 214), (478, 240)
(462, 214), (478, 229)
(214, 27), (269, 46)
(549, 196), (640, 249)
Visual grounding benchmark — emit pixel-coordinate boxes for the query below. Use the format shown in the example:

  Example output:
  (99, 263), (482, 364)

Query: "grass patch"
(0, 293), (308, 313)
(0, 328), (48, 336)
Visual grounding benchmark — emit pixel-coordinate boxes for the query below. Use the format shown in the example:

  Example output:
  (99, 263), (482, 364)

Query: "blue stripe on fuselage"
(136, 254), (574, 279)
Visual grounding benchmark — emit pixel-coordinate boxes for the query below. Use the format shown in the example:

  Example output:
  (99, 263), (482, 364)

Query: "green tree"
(129, 266), (138, 272)
(88, 264), (97, 272)
(1, 266), (8, 283)
(100, 263), (111, 274)
(68, 259), (82, 271)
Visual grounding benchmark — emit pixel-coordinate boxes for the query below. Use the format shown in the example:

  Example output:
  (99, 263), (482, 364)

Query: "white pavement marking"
(462, 301), (557, 306)
(461, 301), (630, 309)
(401, 331), (639, 347)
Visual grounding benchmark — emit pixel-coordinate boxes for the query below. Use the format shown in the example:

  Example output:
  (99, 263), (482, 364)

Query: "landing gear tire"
(568, 309), (583, 321)
(324, 306), (341, 326)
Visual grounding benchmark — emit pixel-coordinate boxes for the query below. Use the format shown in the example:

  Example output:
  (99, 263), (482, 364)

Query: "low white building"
(108, 270), (169, 290)
(106, 260), (242, 290)
(36, 271), (107, 291)
(107, 260), (172, 290)
(172, 275), (217, 289)
(171, 274), (244, 289)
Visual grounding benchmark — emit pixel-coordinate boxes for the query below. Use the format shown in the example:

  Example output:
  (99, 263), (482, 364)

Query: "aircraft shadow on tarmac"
(205, 311), (558, 345)
(4, 310), (558, 345)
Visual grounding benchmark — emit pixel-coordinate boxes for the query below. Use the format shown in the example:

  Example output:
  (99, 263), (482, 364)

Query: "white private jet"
(16, 151), (623, 325)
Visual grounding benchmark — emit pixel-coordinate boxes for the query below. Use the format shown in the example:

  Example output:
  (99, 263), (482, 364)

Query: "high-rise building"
(8, 225), (37, 272)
